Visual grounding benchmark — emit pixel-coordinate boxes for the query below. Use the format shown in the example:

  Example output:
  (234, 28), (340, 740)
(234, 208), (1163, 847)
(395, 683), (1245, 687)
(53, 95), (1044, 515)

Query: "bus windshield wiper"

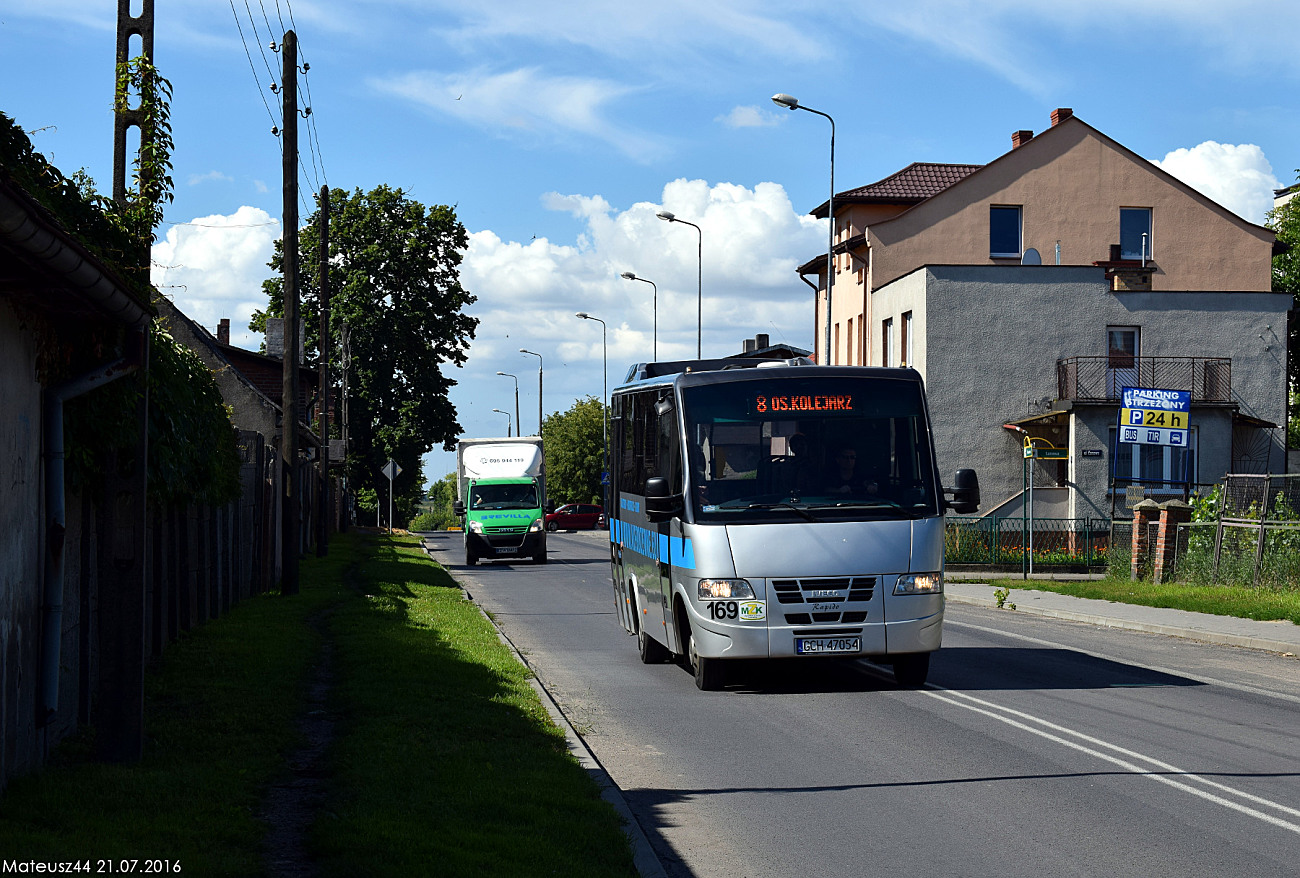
(739, 501), (821, 522)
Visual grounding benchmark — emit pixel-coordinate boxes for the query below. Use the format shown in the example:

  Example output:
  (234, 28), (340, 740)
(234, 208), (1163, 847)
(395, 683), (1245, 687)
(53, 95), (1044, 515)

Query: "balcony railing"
(1057, 356), (1231, 402)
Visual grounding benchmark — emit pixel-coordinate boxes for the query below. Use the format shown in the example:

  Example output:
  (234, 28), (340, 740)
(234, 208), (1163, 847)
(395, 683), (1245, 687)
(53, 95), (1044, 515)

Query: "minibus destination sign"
(752, 393), (855, 415)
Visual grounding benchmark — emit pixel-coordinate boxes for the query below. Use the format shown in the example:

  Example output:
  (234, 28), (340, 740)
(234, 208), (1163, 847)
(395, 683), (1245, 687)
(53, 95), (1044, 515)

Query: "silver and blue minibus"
(608, 357), (979, 690)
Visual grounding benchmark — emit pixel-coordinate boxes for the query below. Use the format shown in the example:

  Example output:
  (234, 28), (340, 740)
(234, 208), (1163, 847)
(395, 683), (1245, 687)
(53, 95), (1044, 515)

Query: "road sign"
(381, 459), (402, 481)
(1118, 387), (1190, 447)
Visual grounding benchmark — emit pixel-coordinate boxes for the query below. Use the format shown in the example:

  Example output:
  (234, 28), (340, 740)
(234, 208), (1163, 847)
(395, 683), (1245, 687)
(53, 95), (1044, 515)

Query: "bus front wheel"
(892, 652), (930, 687)
(689, 631), (725, 691)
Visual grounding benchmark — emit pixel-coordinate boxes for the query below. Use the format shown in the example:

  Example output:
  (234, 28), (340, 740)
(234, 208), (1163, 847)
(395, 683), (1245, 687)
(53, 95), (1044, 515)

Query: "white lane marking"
(928, 685), (1300, 824)
(920, 686), (1300, 832)
(946, 618), (1300, 706)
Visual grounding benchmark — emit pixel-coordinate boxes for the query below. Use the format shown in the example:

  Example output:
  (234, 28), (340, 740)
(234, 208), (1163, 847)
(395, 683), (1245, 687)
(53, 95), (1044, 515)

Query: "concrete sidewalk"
(946, 582), (1300, 655)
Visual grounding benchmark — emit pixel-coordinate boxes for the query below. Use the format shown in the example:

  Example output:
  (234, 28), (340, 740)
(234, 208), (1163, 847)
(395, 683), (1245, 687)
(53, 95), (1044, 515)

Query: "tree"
(252, 186), (478, 522)
(1267, 174), (1300, 446)
(543, 396), (606, 505)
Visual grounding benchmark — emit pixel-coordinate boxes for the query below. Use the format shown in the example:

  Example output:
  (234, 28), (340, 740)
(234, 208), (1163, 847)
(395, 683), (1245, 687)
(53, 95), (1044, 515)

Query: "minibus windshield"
(680, 375), (939, 523)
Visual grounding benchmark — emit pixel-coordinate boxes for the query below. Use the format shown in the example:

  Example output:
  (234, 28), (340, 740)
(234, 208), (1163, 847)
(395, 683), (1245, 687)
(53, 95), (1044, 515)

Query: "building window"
(847, 318), (854, 365)
(901, 311), (913, 367)
(1120, 208), (1152, 260)
(881, 317), (893, 367)
(990, 205), (1022, 258)
(834, 322), (841, 366)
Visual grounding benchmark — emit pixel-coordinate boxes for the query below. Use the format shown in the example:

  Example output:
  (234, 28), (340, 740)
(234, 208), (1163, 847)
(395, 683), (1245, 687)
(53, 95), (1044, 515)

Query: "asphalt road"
(423, 529), (1300, 878)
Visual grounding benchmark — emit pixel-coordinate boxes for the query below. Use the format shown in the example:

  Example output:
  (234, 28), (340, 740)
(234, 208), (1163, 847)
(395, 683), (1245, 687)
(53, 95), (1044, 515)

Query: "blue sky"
(5, 1), (1298, 487)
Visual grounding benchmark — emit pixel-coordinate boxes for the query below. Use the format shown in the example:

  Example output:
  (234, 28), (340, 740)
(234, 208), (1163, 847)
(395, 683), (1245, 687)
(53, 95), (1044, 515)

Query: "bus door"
(612, 388), (681, 651)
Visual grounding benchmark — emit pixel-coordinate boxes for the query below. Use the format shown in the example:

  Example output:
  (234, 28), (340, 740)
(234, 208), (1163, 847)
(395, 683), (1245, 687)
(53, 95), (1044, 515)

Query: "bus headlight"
(698, 579), (755, 600)
(894, 572), (943, 595)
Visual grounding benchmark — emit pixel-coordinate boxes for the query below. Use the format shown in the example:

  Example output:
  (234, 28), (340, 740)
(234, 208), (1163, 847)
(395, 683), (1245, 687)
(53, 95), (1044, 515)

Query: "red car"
(545, 503), (605, 531)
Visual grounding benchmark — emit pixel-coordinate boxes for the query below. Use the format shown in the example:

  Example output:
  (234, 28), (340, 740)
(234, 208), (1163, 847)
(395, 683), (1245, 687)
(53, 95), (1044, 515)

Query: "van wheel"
(465, 550), (477, 566)
(534, 551), (548, 564)
(638, 627), (670, 664)
(893, 653), (930, 687)
(689, 631), (725, 691)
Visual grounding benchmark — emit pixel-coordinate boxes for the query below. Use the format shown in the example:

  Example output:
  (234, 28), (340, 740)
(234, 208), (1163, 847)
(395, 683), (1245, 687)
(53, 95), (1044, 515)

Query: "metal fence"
(946, 517), (1111, 570)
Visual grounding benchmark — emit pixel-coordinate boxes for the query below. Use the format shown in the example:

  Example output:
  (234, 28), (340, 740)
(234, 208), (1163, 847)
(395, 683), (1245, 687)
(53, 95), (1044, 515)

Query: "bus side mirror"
(453, 500), (465, 517)
(944, 469), (980, 514)
(644, 476), (683, 522)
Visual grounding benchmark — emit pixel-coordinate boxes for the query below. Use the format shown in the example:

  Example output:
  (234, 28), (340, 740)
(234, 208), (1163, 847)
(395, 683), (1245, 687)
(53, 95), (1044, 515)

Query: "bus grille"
(773, 576), (875, 626)
(771, 577), (876, 604)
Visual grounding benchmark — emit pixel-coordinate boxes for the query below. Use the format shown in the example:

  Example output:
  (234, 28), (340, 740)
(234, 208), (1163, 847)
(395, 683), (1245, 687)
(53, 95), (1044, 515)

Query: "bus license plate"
(796, 637), (860, 655)
(494, 547), (518, 554)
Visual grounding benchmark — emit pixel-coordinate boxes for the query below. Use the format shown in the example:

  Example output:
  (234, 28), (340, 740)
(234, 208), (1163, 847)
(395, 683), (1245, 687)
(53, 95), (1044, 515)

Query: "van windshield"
(470, 483), (538, 510)
(680, 375), (939, 523)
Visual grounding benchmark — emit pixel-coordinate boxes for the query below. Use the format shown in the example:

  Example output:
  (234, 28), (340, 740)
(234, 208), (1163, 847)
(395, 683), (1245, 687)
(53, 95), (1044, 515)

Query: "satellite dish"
(1022, 248), (1042, 265)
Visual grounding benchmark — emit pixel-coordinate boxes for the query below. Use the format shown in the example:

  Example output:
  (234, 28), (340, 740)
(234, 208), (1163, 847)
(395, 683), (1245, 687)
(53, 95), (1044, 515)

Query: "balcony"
(1057, 356), (1231, 402)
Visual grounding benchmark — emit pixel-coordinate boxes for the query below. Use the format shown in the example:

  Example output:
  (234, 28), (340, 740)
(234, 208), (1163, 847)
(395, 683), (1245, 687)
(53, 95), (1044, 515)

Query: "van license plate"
(796, 637), (860, 655)
(494, 547), (518, 554)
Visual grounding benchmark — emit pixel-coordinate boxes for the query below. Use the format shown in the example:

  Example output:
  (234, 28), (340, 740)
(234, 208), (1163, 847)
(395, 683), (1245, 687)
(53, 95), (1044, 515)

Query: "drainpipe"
(799, 274), (820, 363)
(40, 342), (143, 726)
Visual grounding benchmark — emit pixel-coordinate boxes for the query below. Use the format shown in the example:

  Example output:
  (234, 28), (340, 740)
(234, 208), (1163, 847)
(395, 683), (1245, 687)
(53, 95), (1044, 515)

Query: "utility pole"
(316, 184), (330, 556)
(95, 0), (154, 766)
(280, 29), (301, 595)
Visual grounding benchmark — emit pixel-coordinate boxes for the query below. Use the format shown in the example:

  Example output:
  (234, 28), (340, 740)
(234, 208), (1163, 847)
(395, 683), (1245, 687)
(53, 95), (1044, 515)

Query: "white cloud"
(717, 105), (782, 129)
(151, 206), (280, 348)
(457, 179), (823, 394)
(367, 66), (668, 162)
(187, 170), (234, 186)
(1152, 141), (1279, 224)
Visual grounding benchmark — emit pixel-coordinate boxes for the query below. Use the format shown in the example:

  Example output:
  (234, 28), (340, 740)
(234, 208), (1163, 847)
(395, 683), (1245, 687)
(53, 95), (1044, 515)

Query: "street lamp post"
(492, 408), (512, 437)
(519, 349), (543, 436)
(575, 312), (608, 507)
(619, 271), (658, 360)
(772, 93), (835, 365)
(656, 210), (702, 358)
(495, 371), (520, 438)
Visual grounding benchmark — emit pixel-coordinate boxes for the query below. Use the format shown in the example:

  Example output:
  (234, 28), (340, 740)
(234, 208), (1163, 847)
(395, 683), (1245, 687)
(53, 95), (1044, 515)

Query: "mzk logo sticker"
(739, 601), (766, 622)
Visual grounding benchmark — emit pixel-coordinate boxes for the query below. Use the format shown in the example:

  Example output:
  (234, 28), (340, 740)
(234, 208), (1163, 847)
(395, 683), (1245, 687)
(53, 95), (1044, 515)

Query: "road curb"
(946, 591), (1300, 655)
(421, 540), (669, 878)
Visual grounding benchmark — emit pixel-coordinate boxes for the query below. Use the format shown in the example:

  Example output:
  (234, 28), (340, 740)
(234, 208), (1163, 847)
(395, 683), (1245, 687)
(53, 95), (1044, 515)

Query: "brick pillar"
(1130, 499), (1160, 581)
(1152, 499), (1193, 584)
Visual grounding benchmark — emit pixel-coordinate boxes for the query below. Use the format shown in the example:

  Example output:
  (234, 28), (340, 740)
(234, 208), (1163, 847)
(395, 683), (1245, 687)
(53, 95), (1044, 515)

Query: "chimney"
(1051, 107), (1073, 127)
(743, 338), (757, 353)
(1011, 130), (1034, 149)
(755, 333), (770, 350)
(266, 317), (284, 358)
(217, 318), (230, 345)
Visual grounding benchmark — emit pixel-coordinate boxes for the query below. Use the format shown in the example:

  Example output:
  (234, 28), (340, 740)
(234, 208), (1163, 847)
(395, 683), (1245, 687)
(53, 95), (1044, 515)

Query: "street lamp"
(519, 348), (543, 436)
(576, 312), (608, 508)
(656, 209), (702, 358)
(772, 92), (835, 364)
(620, 271), (658, 360)
(495, 371), (520, 438)
(492, 408), (512, 437)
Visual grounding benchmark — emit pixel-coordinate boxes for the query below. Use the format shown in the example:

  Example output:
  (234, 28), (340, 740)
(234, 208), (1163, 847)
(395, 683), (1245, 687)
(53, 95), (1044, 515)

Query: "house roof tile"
(812, 162), (982, 217)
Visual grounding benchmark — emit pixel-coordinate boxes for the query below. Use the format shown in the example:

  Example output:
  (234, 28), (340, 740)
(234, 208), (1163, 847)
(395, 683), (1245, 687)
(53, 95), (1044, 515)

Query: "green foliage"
(252, 185), (478, 524)
(542, 396), (606, 506)
(1267, 177), (1300, 445)
(992, 587), (1016, 610)
(414, 471), (458, 530)
(4, 62), (237, 506)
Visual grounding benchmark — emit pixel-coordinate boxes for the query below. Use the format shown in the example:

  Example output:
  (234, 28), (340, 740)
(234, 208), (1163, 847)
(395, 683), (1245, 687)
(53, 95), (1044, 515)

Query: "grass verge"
(985, 576), (1300, 625)
(0, 532), (637, 876)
